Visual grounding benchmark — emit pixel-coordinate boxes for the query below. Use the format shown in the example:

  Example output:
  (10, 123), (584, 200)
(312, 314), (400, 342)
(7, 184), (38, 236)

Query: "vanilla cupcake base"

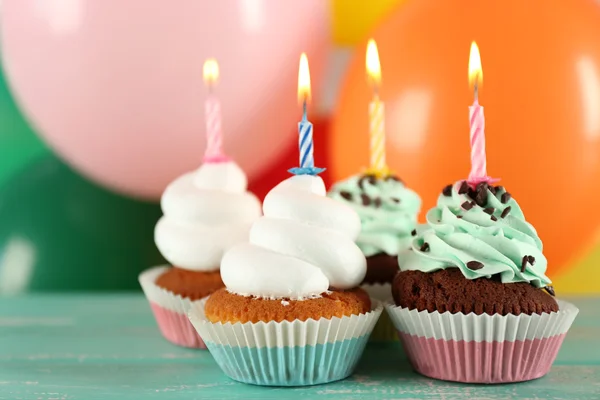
(189, 298), (383, 386)
(139, 266), (206, 349)
(385, 299), (579, 383)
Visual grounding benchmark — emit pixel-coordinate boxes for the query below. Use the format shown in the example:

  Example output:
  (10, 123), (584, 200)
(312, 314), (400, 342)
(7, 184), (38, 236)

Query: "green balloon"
(0, 155), (165, 293)
(0, 62), (49, 186)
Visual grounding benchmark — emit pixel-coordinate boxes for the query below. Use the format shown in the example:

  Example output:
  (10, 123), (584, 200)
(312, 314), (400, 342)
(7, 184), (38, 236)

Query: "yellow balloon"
(553, 228), (600, 294)
(331, 0), (403, 46)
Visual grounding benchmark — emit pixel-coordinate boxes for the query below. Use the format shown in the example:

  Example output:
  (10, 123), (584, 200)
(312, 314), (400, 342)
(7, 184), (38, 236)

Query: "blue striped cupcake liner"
(188, 298), (383, 386)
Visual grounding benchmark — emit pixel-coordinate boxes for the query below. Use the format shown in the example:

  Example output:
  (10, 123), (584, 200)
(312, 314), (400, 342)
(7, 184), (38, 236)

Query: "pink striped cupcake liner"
(139, 266), (207, 349)
(385, 300), (578, 383)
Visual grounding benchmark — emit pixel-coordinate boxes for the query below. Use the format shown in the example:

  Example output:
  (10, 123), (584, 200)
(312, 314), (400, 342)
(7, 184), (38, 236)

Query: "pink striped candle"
(468, 98), (487, 182)
(203, 59), (229, 163)
(467, 42), (497, 186)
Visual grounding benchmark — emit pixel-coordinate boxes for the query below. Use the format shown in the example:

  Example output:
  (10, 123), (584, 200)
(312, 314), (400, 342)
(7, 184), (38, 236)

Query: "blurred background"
(0, 0), (599, 294)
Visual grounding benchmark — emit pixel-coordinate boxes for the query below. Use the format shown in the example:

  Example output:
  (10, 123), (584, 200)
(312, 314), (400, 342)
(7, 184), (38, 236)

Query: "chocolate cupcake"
(386, 180), (578, 383)
(328, 173), (421, 341)
(328, 173), (421, 291)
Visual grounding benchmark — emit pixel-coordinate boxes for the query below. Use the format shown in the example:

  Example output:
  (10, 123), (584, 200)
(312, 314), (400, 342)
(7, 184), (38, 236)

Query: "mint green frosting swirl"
(328, 174), (421, 257)
(398, 181), (551, 288)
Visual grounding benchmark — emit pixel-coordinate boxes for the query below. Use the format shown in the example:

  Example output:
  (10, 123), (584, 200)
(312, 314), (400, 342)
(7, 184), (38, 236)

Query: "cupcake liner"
(361, 283), (397, 342)
(385, 299), (578, 383)
(188, 298), (383, 386)
(361, 282), (392, 302)
(139, 266), (206, 349)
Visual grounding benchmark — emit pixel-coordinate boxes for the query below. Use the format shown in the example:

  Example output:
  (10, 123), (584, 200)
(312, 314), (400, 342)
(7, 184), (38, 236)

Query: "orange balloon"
(330, 0), (600, 277)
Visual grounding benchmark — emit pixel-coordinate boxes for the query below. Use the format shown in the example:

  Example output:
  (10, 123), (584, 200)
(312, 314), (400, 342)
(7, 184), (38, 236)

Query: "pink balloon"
(1, 0), (330, 199)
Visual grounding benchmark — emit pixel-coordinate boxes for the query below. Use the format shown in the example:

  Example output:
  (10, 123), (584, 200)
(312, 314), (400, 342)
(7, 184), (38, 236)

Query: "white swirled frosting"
(155, 161), (261, 271)
(221, 175), (367, 299)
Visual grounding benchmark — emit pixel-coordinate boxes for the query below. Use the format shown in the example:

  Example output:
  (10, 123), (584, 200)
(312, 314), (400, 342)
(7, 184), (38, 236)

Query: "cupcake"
(188, 174), (382, 386)
(328, 172), (421, 340)
(139, 160), (261, 348)
(387, 180), (579, 383)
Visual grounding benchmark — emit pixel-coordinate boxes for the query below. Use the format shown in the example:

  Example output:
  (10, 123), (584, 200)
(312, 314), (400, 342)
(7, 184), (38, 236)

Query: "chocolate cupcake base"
(392, 268), (558, 316)
(362, 253), (400, 285)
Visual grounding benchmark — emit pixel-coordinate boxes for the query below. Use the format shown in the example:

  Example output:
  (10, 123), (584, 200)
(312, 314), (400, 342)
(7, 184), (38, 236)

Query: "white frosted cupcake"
(139, 161), (261, 348)
(189, 174), (382, 385)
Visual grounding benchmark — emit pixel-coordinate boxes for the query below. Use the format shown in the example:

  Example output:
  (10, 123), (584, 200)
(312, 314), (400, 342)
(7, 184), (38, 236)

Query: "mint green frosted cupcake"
(328, 173), (421, 340)
(387, 180), (578, 383)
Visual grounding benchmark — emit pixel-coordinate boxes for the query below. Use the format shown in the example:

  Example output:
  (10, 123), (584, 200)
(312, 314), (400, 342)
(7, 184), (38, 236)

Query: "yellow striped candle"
(369, 96), (385, 171)
(366, 39), (386, 174)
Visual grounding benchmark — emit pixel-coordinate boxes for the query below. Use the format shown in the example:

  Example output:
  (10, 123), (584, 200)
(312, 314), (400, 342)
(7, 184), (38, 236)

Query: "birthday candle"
(288, 54), (324, 176)
(366, 39), (386, 174)
(203, 58), (227, 163)
(297, 53), (314, 170)
(467, 42), (491, 185)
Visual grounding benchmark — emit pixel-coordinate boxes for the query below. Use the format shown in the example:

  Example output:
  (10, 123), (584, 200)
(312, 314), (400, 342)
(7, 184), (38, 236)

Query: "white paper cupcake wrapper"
(360, 282), (392, 302)
(386, 299), (578, 342)
(139, 266), (206, 348)
(361, 283), (396, 342)
(188, 298), (383, 386)
(139, 266), (200, 313)
(385, 299), (579, 383)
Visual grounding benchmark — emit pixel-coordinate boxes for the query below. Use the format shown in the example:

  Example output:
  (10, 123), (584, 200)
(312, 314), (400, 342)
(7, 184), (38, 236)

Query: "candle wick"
(474, 80), (479, 103)
(302, 99), (307, 121)
(373, 83), (380, 100)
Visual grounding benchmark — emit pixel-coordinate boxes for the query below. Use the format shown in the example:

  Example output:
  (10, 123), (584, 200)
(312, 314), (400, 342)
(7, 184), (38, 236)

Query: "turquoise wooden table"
(1, 295), (598, 399)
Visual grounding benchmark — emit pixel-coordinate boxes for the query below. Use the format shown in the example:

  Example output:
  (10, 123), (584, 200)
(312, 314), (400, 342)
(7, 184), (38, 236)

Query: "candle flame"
(468, 41), (483, 88)
(366, 39), (382, 87)
(203, 58), (219, 85)
(298, 53), (311, 104)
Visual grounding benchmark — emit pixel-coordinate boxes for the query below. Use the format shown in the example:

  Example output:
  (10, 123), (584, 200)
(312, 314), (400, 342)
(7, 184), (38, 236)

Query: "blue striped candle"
(289, 53), (324, 176)
(298, 102), (314, 169)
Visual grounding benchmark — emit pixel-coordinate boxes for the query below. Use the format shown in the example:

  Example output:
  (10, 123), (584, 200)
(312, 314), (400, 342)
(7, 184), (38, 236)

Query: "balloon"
(0, 154), (164, 294)
(330, 0), (600, 277)
(331, 0), (403, 46)
(553, 228), (600, 294)
(1, 0), (330, 200)
(0, 62), (49, 187)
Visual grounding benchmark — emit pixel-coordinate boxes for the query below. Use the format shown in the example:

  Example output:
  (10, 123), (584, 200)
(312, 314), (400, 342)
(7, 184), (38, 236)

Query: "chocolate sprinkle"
(458, 181), (469, 194)
(442, 184), (453, 197)
(461, 201), (474, 210)
(358, 175), (375, 191)
(544, 286), (556, 296)
(483, 207), (495, 215)
(466, 261), (484, 270)
(528, 255), (536, 265)
(488, 185), (497, 195)
(521, 256), (528, 272)
(501, 206), (512, 218)
(373, 197), (382, 208)
(411, 229), (417, 236)
(361, 193), (371, 206)
(420, 242), (430, 252)
(340, 191), (352, 201)
(501, 192), (512, 204)
(490, 215), (498, 221)
(391, 197), (401, 203)
(457, 215), (463, 219)
(474, 184), (489, 207)
(385, 175), (402, 183)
